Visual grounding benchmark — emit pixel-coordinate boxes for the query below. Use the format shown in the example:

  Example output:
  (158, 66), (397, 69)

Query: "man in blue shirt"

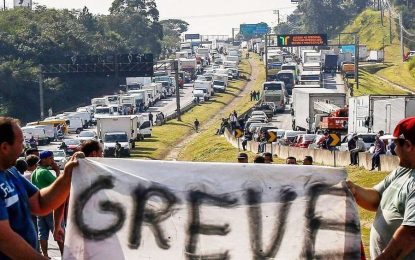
(0, 117), (78, 259)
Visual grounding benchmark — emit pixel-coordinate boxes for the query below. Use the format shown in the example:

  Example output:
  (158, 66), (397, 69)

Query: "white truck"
(226, 55), (239, 63)
(366, 50), (384, 62)
(193, 81), (213, 100)
(348, 95), (408, 134)
(293, 88), (346, 131)
(91, 97), (107, 108)
(96, 116), (139, 157)
(372, 97), (415, 134)
(212, 74), (228, 93)
(301, 50), (317, 64)
(304, 52), (321, 64)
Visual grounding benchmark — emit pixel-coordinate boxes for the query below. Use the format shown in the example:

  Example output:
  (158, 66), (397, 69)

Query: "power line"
(165, 6), (296, 20)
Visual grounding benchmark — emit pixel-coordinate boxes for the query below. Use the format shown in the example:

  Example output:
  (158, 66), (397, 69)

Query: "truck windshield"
(95, 108), (111, 114)
(301, 75), (320, 81)
(107, 96), (118, 102)
(154, 76), (170, 82)
(282, 66), (296, 71)
(276, 73), (294, 84)
(213, 81), (225, 86)
(104, 134), (128, 142)
(263, 83), (282, 91)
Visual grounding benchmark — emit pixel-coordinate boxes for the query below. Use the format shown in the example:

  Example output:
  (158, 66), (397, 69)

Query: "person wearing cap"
(263, 152), (273, 164)
(347, 117), (415, 259)
(25, 147), (39, 157)
(237, 153), (248, 163)
(31, 150), (65, 257)
(0, 117), (79, 259)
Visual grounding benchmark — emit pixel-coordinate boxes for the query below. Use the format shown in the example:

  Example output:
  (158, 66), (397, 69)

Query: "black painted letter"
(74, 175), (126, 241)
(247, 186), (297, 260)
(186, 191), (238, 260)
(129, 186), (178, 250)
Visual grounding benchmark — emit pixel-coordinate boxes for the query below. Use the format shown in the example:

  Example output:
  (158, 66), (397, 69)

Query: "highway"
(269, 70), (346, 131)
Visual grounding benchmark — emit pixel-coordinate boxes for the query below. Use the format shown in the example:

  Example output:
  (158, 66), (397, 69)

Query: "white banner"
(64, 159), (361, 260)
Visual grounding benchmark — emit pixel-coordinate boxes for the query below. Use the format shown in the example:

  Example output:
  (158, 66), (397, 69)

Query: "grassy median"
(178, 54), (266, 162)
(130, 56), (252, 160)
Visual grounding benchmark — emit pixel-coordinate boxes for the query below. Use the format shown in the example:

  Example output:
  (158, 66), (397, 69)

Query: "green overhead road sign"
(240, 23), (269, 37)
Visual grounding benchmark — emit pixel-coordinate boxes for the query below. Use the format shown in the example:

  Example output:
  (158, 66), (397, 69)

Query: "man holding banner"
(348, 117), (415, 259)
(0, 117), (78, 259)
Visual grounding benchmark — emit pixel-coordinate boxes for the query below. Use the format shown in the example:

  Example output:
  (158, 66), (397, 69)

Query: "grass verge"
(348, 68), (410, 96)
(130, 56), (252, 160)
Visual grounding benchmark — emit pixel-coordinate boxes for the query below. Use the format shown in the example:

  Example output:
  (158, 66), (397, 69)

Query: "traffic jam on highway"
(239, 35), (409, 158)
(22, 41), (241, 159)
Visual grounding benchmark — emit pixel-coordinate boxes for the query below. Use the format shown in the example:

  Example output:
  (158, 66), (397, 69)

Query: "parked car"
(52, 150), (68, 170)
(77, 130), (98, 143)
(338, 133), (377, 151)
(63, 138), (82, 156)
(278, 130), (307, 146)
(292, 134), (317, 148)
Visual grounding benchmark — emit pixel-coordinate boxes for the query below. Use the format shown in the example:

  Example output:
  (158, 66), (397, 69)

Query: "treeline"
(0, 1), (188, 122)
(274, 0), (369, 37)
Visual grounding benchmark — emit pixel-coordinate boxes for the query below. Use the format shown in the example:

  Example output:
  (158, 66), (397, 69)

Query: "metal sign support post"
(38, 67), (44, 120)
(173, 60), (182, 121)
(265, 34), (268, 80)
(354, 35), (359, 89)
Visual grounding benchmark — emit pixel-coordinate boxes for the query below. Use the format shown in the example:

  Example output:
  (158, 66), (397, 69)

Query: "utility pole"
(400, 11), (405, 61)
(38, 67), (45, 120)
(380, 0), (384, 26)
(265, 34), (268, 81)
(232, 28), (235, 45)
(354, 35), (360, 90)
(173, 60), (181, 121)
(389, 8), (393, 44)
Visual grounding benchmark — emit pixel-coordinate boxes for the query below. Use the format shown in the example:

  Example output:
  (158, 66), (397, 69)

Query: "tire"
(76, 128), (82, 134)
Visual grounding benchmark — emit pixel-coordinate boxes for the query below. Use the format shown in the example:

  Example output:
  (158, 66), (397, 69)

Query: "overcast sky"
(28, 0), (296, 35)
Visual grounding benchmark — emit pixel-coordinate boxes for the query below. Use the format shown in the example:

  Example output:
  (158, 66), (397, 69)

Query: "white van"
(31, 125), (55, 142)
(21, 126), (49, 145)
(64, 117), (84, 134)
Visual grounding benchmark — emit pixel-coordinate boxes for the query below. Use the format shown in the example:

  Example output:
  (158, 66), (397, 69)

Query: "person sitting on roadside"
(370, 134), (386, 171)
(254, 155), (265, 163)
(263, 152), (273, 164)
(303, 156), (313, 165)
(286, 156), (297, 165)
(349, 136), (365, 166)
(237, 152), (248, 163)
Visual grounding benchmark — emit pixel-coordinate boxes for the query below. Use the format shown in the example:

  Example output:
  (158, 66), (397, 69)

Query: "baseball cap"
(391, 117), (415, 144)
(39, 150), (53, 160)
(237, 153), (248, 159)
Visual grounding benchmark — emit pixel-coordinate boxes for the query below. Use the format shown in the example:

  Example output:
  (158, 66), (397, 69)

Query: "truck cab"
(102, 132), (131, 157)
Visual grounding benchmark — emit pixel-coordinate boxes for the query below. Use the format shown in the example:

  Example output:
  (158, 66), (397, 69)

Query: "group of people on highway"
(2, 110), (415, 259)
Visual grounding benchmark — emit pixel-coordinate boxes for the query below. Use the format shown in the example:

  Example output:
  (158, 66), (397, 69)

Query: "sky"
(24, 0), (297, 35)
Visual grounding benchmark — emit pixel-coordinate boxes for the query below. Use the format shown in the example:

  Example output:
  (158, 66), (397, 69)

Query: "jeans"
(372, 152), (383, 169)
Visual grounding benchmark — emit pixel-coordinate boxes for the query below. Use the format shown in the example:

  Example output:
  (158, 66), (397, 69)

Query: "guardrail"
(224, 128), (399, 172)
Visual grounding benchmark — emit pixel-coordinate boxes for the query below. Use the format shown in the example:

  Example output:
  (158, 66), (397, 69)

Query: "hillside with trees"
(0, 1), (187, 122)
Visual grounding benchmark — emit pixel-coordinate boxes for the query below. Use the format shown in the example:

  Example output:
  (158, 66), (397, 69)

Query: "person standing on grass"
(194, 119), (200, 132)
(347, 117), (415, 259)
